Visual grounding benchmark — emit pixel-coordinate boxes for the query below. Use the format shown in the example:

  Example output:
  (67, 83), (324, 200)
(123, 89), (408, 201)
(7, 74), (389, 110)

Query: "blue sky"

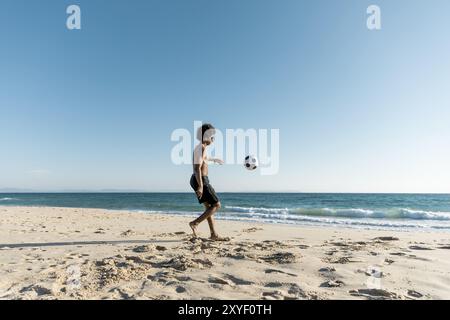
(0, 0), (449, 193)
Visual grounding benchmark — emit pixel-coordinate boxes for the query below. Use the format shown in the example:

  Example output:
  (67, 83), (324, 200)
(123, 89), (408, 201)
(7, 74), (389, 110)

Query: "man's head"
(197, 123), (216, 145)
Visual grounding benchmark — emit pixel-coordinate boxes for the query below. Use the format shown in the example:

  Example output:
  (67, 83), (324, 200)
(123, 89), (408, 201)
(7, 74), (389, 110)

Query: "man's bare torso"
(193, 144), (208, 176)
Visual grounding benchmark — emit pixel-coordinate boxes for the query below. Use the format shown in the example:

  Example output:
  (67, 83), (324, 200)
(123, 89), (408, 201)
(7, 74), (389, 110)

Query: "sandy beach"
(1, 206), (450, 300)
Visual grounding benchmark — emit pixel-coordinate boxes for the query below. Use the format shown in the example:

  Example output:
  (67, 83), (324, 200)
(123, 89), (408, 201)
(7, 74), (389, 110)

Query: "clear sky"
(1, 0), (449, 193)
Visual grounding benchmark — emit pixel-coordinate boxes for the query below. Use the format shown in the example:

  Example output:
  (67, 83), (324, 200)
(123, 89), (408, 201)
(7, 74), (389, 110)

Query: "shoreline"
(1, 204), (449, 234)
(1, 206), (450, 300)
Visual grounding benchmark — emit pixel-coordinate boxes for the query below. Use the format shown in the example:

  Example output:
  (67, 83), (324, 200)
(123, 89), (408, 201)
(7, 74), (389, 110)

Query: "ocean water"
(1, 193), (450, 232)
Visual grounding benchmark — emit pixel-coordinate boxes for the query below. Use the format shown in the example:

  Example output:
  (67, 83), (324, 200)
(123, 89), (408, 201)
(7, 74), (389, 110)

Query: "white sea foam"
(0, 198), (16, 202)
(152, 208), (450, 232)
(217, 205), (450, 231)
(225, 206), (450, 221)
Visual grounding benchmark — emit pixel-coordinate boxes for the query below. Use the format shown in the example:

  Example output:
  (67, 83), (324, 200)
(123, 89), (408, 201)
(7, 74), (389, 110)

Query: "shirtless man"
(189, 123), (227, 241)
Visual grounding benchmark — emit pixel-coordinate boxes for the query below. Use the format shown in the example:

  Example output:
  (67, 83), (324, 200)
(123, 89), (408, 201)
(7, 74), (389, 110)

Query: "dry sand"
(1, 206), (450, 300)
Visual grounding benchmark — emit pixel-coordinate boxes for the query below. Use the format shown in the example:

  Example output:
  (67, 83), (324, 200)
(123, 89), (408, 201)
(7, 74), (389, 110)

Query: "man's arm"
(205, 156), (224, 165)
(193, 163), (203, 199)
(193, 145), (204, 199)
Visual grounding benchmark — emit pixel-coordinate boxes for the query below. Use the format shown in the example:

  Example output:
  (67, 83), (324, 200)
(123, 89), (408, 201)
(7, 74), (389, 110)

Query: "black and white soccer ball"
(244, 155), (258, 171)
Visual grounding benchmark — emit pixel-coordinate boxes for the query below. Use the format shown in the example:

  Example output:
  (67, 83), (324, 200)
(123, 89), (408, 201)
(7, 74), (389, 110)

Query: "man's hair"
(197, 123), (215, 141)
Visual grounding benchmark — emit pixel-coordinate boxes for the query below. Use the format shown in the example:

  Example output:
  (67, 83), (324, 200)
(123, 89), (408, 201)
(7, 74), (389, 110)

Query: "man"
(189, 123), (228, 241)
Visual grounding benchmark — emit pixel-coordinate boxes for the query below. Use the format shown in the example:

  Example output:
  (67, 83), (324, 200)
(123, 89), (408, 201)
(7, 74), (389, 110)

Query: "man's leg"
(207, 215), (217, 238)
(201, 203), (229, 240)
(189, 202), (221, 238)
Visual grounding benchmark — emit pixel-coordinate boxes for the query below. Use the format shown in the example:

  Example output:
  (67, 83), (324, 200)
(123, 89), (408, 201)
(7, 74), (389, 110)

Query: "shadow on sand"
(0, 239), (181, 249)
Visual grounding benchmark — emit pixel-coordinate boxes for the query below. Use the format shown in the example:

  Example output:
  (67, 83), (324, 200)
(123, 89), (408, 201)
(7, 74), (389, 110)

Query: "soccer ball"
(244, 155), (258, 171)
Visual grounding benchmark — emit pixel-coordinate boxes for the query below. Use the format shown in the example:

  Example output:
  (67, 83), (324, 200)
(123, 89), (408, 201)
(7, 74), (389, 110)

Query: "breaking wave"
(0, 198), (16, 202)
(224, 206), (450, 221)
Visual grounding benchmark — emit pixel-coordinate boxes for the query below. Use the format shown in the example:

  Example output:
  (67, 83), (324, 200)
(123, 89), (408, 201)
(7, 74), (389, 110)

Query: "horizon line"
(1, 190), (450, 195)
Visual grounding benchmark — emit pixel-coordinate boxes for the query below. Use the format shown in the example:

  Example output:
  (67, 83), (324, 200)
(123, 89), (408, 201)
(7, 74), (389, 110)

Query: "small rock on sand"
(176, 286), (187, 293)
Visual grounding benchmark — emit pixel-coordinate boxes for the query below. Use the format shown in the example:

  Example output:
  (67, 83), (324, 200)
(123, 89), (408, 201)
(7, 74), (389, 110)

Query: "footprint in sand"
(262, 290), (286, 300)
(208, 276), (231, 286)
(407, 290), (423, 298)
(120, 229), (135, 237)
(265, 269), (297, 277)
(263, 284), (316, 300)
(19, 284), (53, 297)
(330, 241), (349, 248)
(409, 245), (433, 251)
(109, 287), (133, 299)
(318, 266), (343, 288)
(390, 252), (406, 256)
(265, 282), (283, 288)
(147, 271), (174, 284)
(224, 274), (254, 285)
(154, 256), (213, 271)
(373, 237), (399, 242)
(318, 266), (336, 274)
(175, 275), (193, 282)
(325, 256), (357, 264)
(261, 252), (297, 264)
(324, 250), (338, 256)
(132, 245), (154, 253)
(242, 227), (263, 233)
(349, 288), (401, 300)
(158, 232), (187, 238)
(406, 254), (430, 262)
(320, 280), (344, 288)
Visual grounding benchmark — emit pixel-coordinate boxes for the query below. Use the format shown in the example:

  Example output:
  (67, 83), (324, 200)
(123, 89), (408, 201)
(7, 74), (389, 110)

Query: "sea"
(1, 193), (450, 232)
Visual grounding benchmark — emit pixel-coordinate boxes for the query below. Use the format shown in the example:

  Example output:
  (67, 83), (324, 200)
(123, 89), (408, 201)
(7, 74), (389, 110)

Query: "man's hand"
(214, 158), (224, 165)
(196, 188), (203, 199)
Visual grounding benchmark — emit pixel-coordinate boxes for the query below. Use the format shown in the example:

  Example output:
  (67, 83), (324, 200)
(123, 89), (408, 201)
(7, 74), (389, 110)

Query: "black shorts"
(190, 174), (220, 205)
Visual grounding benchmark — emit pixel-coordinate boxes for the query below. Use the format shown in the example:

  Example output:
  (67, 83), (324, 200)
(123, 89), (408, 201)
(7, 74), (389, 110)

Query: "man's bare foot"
(189, 221), (198, 238)
(210, 234), (230, 242)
